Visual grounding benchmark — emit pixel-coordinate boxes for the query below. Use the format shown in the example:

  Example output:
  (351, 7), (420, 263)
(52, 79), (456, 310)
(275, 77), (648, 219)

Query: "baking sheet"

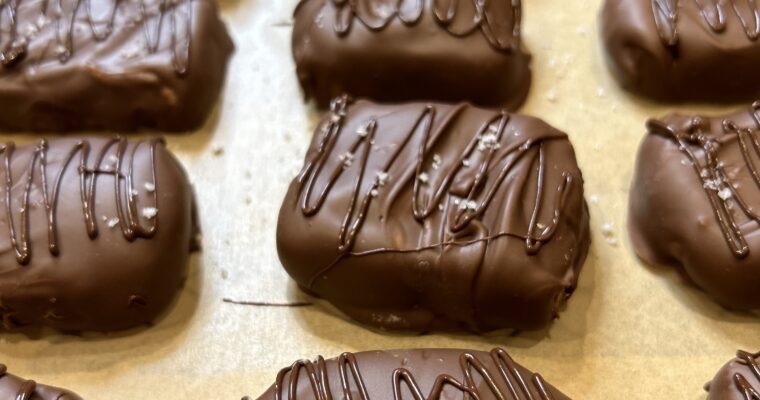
(1, 0), (758, 398)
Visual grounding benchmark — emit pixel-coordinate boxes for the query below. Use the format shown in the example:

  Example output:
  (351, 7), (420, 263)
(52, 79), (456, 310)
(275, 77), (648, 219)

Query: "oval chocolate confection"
(705, 350), (760, 400)
(0, 137), (197, 332)
(629, 102), (760, 310)
(0, 364), (82, 400)
(277, 97), (590, 332)
(600, 0), (760, 102)
(292, 0), (531, 110)
(255, 347), (570, 400)
(0, 0), (234, 131)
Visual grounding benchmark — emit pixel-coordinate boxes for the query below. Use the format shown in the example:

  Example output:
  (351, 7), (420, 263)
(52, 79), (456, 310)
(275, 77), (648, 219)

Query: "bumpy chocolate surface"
(600, 0), (760, 102)
(0, 137), (196, 332)
(256, 347), (570, 400)
(705, 350), (760, 400)
(629, 102), (760, 310)
(0, 0), (233, 132)
(277, 97), (590, 332)
(292, 0), (530, 110)
(0, 364), (82, 400)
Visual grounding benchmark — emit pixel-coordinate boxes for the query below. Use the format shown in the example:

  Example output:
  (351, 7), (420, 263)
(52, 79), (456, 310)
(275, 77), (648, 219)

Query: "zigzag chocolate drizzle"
(1, 137), (161, 265)
(297, 96), (573, 289)
(0, 364), (36, 400)
(652, 0), (760, 47)
(324, 0), (521, 52)
(734, 350), (760, 400)
(647, 102), (760, 258)
(0, 0), (192, 73)
(273, 348), (555, 400)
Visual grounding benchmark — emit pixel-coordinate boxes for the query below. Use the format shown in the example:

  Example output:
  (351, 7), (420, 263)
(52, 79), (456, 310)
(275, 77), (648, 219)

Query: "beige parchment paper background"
(0, 0), (758, 398)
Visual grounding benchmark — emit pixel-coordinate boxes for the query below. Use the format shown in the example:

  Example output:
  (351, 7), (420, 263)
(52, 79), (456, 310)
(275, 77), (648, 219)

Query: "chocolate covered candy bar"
(256, 348), (570, 400)
(277, 96), (590, 332)
(292, 0), (531, 109)
(601, 0), (760, 102)
(0, 0), (233, 131)
(0, 137), (197, 332)
(630, 102), (760, 310)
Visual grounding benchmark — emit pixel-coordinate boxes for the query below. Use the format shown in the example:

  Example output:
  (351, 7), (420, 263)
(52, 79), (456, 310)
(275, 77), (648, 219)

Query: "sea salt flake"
(718, 187), (732, 200)
(107, 218), (119, 228)
(478, 132), (500, 151)
(431, 154), (442, 170)
(417, 172), (429, 184)
(338, 152), (354, 168)
(601, 222), (615, 237)
(376, 171), (388, 186)
(141, 207), (158, 219)
(356, 124), (369, 137)
(144, 182), (155, 192)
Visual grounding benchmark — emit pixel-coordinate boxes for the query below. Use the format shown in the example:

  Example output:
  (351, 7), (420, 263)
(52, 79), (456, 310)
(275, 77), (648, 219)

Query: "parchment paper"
(0, 0), (758, 398)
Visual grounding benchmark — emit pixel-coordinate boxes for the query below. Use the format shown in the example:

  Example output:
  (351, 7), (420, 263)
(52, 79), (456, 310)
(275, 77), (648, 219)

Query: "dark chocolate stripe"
(652, 0), (760, 47)
(735, 350), (760, 400)
(297, 96), (572, 288)
(322, 0), (521, 52)
(273, 348), (553, 400)
(1, 137), (161, 265)
(0, 0), (192, 73)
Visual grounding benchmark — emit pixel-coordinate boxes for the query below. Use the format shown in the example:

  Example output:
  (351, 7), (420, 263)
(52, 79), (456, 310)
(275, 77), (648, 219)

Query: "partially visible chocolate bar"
(600, 0), (760, 102)
(292, 0), (531, 109)
(277, 97), (590, 332)
(255, 348), (570, 400)
(0, 364), (82, 400)
(629, 102), (760, 310)
(0, 0), (233, 131)
(0, 137), (197, 332)
(705, 350), (760, 400)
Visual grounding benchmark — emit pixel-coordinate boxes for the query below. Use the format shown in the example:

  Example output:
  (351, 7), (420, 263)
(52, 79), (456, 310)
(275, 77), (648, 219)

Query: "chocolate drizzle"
(296, 96), (573, 289)
(0, 0), (192, 74)
(326, 0), (521, 52)
(272, 348), (555, 400)
(734, 350), (760, 400)
(646, 102), (760, 258)
(0, 137), (161, 265)
(652, 0), (760, 47)
(0, 364), (36, 400)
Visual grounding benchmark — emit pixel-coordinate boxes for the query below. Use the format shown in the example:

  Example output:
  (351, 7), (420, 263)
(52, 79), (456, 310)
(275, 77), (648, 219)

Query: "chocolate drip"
(273, 348), (554, 400)
(646, 103), (760, 258)
(16, 379), (36, 400)
(0, 0), (192, 73)
(1, 137), (161, 265)
(0, 365), (35, 400)
(326, 0), (521, 52)
(651, 0), (760, 47)
(734, 351), (760, 400)
(297, 96), (572, 289)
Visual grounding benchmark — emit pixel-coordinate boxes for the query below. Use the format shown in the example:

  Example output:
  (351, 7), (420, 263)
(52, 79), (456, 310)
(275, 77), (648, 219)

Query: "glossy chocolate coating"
(0, 0), (233, 132)
(292, 0), (531, 110)
(0, 364), (82, 400)
(277, 97), (590, 332)
(256, 348), (570, 400)
(0, 137), (196, 332)
(600, 0), (760, 102)
(705, 350), (760, 400)
(629, 103), (760, 310)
